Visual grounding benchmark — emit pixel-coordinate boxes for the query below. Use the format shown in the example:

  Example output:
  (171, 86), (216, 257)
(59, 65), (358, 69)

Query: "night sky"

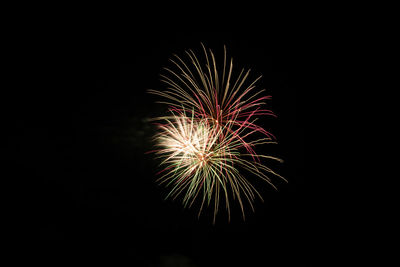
(10, 30), (320, 265)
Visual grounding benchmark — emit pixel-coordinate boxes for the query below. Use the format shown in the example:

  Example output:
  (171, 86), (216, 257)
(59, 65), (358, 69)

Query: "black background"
(9, 30), (326, 266)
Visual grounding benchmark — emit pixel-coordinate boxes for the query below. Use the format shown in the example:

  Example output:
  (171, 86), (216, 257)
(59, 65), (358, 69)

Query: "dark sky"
(9, 30), (322, 265)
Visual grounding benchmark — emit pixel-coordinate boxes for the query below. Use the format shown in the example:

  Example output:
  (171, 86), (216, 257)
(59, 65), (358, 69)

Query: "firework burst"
(149, 44), (286, 222)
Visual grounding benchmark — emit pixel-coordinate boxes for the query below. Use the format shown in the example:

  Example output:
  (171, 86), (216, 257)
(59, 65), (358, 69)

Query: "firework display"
(149, 44), (286, 222)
